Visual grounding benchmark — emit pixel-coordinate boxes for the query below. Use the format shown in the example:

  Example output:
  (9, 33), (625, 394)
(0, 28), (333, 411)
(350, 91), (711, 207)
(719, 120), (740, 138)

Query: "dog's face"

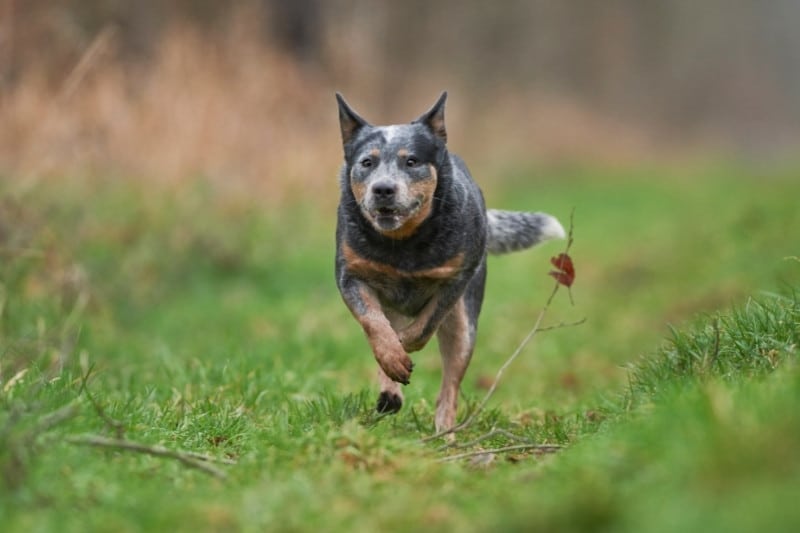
(337, 93), (448, 239)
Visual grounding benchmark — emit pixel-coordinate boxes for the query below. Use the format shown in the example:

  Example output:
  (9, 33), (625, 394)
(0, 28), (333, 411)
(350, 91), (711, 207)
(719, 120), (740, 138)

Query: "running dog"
(334, 92), (564, 433)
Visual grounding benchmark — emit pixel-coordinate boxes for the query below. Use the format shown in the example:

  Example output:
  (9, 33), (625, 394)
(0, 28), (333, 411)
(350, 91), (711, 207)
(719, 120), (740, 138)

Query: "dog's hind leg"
(434, 296), (475, 436)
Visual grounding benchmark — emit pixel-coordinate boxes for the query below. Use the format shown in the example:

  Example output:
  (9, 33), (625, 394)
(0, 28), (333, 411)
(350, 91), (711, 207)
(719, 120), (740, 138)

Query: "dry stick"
(420, 283), (564, 444)
(453, 283), (558, 432)
(437, 443), (563, 463)
(705, 317), (721, 371)
(422, 210), (578, 444)
(26, 402), (80, 441)
(538, 317), (587, 332)
(78, 363), (126, 438)
(65, 434), (234, 479)
(67, 434), (237, 465)
(438, 427), (534, 452)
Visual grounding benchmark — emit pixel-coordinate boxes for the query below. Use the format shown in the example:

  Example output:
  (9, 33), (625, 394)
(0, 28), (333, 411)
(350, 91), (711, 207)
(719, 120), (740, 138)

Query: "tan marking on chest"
(342, 243), (464, 281)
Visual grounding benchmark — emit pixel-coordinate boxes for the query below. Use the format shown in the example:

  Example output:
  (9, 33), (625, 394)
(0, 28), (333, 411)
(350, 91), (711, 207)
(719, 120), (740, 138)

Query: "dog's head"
(336, 92), (448, 239)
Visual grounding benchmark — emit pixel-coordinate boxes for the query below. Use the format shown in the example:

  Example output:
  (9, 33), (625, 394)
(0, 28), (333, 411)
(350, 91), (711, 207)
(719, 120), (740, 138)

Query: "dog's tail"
(486, 210), (566, 255)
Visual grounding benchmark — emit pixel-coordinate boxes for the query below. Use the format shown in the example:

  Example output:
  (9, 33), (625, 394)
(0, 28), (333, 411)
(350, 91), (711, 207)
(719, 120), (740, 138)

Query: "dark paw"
(376, 391), (403, 414)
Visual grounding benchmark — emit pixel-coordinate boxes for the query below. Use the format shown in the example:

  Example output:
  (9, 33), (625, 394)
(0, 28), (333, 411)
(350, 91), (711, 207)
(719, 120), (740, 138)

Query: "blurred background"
(3, 4), (800, 529)
(2, 0), (799, 199)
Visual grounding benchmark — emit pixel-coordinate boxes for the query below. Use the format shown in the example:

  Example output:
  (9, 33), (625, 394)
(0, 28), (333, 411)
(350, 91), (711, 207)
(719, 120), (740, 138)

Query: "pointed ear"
(336, 93), (370, 146)
(413, 91), (448, 143)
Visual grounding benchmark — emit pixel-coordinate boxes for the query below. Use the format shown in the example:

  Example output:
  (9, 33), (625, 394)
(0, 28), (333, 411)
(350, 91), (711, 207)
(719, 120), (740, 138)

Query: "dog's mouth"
(376, 206), (399, 217)
(365, 197), (424, 231)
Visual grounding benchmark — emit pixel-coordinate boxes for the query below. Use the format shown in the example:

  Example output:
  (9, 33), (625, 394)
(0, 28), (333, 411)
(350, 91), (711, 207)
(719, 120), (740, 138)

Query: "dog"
(334, 92), (565, 433)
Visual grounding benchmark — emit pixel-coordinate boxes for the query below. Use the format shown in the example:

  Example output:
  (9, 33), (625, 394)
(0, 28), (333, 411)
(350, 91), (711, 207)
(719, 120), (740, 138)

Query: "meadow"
(2, 163), (799, 532)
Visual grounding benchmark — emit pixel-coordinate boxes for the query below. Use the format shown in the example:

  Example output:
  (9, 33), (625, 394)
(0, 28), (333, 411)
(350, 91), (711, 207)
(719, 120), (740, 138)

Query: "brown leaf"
(549, 253), (575, 287)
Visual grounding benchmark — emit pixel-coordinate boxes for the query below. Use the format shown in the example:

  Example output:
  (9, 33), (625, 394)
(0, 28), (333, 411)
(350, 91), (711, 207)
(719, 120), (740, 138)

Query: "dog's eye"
(406, 157), (418, 168)
(360, 158), (373, 168)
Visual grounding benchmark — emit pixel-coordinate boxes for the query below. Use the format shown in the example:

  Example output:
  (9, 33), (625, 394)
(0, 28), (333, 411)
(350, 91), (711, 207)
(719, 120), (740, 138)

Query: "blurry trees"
(2, 0), (799, 150)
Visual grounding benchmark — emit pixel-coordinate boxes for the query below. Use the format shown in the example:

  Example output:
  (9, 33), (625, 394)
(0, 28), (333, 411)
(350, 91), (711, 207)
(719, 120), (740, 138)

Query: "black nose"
(371, 181), (397, 201)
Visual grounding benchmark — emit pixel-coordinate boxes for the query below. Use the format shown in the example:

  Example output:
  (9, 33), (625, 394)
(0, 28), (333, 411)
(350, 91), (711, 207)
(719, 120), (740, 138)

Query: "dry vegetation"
(0, 10), (672, 207)
(1, 18), (339, 203)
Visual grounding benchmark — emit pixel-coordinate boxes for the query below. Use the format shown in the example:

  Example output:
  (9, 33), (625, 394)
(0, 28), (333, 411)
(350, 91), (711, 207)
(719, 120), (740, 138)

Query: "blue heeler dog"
(334, 92), (565, 433)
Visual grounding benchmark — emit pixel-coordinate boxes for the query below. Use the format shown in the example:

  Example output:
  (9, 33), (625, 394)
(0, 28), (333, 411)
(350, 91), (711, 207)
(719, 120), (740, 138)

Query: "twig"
(705, 317), (721, 371)
(28, 402), (80, 439)
(423, 210), (578, 443)
(565, 209), (576, 305)
(437, 443), (563, 463)
(65, 434), (234, 479)
(538, 317), (587, 332)
(421, 285), (559, 443)
(437, 427), (534, 452)
(1, 401), (81, 489)
(78, 363), (126, 438)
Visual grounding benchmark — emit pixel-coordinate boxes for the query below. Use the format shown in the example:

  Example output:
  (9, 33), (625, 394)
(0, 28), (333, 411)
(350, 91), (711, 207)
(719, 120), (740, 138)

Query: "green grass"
(1, 166), (799, 531)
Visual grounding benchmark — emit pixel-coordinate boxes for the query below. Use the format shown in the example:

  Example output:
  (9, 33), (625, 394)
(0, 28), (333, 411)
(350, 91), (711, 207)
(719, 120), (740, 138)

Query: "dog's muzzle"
(363, 197), (423, 232)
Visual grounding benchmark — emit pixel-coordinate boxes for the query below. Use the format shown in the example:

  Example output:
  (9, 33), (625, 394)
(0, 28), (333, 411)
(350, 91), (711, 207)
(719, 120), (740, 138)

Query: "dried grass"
(1, 16), (339, 205)
(0, 13), (658, 206)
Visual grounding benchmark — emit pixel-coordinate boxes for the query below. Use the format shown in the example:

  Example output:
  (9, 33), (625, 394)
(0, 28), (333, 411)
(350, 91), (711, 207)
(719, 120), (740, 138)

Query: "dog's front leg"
(339, 277), (414, 384)
(376, 365), (404, 413)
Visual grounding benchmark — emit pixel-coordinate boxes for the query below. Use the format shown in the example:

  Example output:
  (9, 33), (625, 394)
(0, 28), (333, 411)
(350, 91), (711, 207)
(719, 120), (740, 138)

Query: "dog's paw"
(377, 348), (414, 385)
(376, 391), (403, 414)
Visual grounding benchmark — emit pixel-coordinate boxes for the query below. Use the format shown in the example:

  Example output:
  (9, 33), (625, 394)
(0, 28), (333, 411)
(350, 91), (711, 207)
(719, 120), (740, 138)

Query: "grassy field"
(1, 165), (799, 532)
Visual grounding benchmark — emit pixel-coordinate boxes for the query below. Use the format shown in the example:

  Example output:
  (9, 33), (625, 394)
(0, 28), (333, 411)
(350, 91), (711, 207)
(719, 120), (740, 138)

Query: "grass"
(1, 165), (799, 531)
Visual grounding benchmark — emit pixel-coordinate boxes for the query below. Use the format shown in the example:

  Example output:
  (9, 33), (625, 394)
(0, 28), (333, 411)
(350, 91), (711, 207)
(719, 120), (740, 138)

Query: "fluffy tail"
(486, 209), (566, 254)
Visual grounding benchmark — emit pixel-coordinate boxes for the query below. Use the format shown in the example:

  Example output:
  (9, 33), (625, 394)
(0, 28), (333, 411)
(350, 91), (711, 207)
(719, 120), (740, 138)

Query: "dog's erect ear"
(336, 93), (370, 147)
(413, 91), (448, 143)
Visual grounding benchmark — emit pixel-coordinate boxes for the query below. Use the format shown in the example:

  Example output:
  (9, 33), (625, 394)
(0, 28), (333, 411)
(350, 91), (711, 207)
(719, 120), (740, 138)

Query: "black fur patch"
(376, 391), (403, 413)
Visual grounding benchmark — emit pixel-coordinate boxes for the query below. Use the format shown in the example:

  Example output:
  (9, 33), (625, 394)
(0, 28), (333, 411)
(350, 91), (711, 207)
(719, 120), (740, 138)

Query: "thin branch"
(562, 208), (576, 305)
(422, 208), (578, 443)
(422, 285), (560, 443)
(461, 283), (559, 420)
(538, 317), (587, 332)
(79, 363), (125, 438)
(437, 427), (534, 452)
(65, 434), (234, 479)
(28, 402), (80, 439)
(437, 443), (563, 463)
(705, 317), (721, 371)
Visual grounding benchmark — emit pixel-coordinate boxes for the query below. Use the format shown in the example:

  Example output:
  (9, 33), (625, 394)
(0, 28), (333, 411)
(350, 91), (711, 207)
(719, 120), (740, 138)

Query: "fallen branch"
(437, 443), (563, 463)
(78, 363), (126, 438)
(65, 434), (235, 479)
(438, 427), (534, 452)
(1, 401), (80, 489)
(28, 402), (81, 439)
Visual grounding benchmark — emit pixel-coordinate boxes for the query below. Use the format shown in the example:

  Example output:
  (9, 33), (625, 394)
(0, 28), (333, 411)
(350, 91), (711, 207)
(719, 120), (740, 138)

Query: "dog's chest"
(341, 242), (464, 315)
